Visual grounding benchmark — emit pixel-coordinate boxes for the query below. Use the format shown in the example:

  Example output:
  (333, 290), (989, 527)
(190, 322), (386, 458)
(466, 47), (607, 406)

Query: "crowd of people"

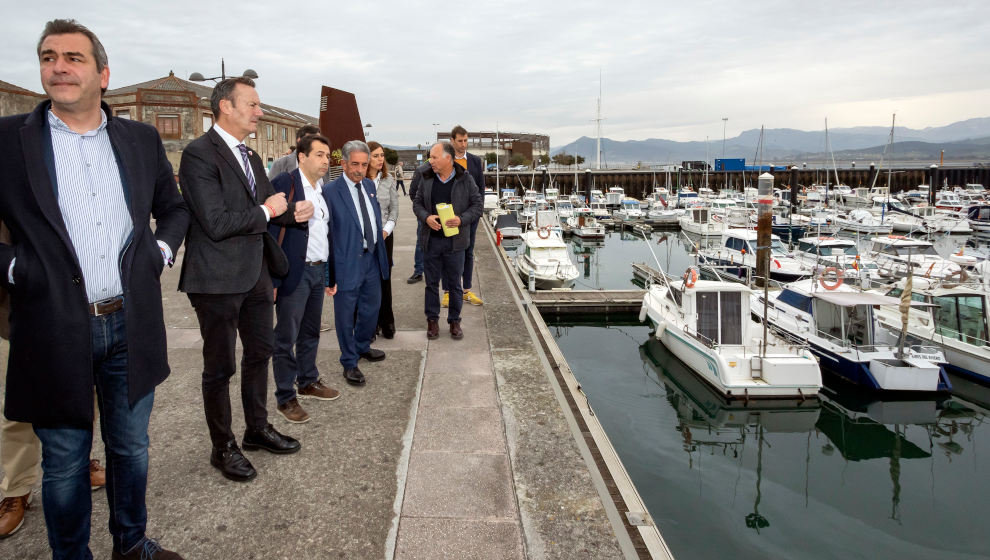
(0, 18), (485, 560)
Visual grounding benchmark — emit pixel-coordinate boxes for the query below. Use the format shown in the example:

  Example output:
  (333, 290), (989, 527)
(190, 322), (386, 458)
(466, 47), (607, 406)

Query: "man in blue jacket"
(269, 134), (340, 424)
(322, 141), (390, 386)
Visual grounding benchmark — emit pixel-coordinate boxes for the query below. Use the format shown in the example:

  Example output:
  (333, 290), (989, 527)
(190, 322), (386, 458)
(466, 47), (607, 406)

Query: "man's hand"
(273, 288), (278, 300)
(382, 229), (389, 239)
(264, 193), (288, 216)
(426, 215), (442, 231)
(444, 215), (461, 228)
(294, 200), (314, 222)
(325, 284), (338, 296)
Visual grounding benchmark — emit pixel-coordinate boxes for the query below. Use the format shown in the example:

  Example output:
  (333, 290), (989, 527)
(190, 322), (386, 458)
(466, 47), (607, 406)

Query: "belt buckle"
(91, 296), (121, 317)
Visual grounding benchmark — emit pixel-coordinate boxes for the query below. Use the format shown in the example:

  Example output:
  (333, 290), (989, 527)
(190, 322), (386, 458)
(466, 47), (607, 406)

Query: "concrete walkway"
(0, 193), (625, 559)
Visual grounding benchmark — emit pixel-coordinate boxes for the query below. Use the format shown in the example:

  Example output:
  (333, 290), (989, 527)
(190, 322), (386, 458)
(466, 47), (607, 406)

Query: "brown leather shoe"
(0, 494), (31, 539)
(450, 321), (464, 340)
(276, 398), (310, 424)
(298, 380), (341, 401)
(90, 459), (106, 490)
(427, 319), (439, 340)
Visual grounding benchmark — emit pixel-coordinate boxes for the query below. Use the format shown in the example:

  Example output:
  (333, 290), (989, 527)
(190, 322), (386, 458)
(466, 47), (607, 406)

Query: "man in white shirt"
(268, 134), (340, 423)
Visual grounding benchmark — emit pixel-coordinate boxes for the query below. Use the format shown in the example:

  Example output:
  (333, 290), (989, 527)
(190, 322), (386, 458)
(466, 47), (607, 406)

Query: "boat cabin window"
(725, 237), (743, 251)
(696, 291), (743, 345)
(814, 301), (873, 346)
(933, 295), (988, 345)
(666, 286), (683, 306)
(818, 245), (857, 257)
(798, 241), (814, 253)
(770, 239), (788, 256)
(884, 288), (928, 305)
(893, 245), (937, 257)
(778, 289), (813, 313)
(693, 208), (709, 222)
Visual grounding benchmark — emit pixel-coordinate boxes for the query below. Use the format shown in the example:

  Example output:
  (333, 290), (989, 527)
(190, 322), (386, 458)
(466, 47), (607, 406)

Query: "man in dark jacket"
(0, 19), (188, 559)
(412, 142), (483, 340)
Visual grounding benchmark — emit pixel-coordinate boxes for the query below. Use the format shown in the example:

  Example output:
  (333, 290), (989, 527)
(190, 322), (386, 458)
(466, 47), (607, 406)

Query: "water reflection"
(552, 322), (990, 559)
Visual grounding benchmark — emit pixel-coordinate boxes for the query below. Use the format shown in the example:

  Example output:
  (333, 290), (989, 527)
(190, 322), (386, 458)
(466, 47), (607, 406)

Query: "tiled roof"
(0, 79), (43, 96)
(105, 72), (317, 124)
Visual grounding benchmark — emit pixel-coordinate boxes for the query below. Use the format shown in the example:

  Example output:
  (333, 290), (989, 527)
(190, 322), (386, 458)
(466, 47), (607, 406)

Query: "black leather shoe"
(242, 424), (301, 455)
(406, 273), (423, 284)
(359, 348), (386, 362)
(210, 441), (257, 482)
(343, 367), (366, 386)
(382, 324), (396, 339)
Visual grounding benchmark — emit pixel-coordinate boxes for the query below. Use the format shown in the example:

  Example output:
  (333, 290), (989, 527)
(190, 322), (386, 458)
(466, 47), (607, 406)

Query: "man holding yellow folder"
(412, 142), (484, 340)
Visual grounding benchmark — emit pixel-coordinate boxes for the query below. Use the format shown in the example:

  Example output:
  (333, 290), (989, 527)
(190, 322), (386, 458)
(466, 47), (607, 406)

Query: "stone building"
(0, 72), (318, 174)
(436, 130), (550, 165)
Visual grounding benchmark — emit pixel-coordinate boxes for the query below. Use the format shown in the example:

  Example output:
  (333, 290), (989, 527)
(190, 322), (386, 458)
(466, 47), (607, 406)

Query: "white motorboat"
(835, 208), (893, 235)
(935, 191), (966, 213)
(968, 205), (990, 234)
(544, 187), (559, 203)
(646, 206), (683, 224)
(589, 189), (606, 204)
(751, 279), (951, 393)
(792, 236), (880, 285)
(875, 277), (990, 385)
(606, 186), (625, 207)
(500, 195), (522, 212)
(589, 201), (611, 219)
(514, 230), (579, 289)
(676, 189), (702, 209)
(678, 207), (729, 237)
(880, 199), (971, 234)
(699, 229), (812, 283)
(483, 190), (499, 213)
(868, 235), (965, 281)
(614, 198), (644, 221)
(554, 199), (575, 219)
(566, 208), (605, 238)
(492, 211), (522, 238)
(789, 208), (840, 236)
(639, 274), (822, 399)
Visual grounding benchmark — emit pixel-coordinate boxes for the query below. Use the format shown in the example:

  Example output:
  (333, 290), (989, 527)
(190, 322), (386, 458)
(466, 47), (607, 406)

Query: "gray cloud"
(6, 0), (990, 147)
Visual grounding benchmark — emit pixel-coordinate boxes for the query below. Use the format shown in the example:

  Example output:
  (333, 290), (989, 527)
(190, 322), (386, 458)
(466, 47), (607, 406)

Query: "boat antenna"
(639, 230), (673, 293)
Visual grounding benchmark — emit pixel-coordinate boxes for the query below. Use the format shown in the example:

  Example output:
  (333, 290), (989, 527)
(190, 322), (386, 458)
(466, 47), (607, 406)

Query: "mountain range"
(551, 118), (990, 165)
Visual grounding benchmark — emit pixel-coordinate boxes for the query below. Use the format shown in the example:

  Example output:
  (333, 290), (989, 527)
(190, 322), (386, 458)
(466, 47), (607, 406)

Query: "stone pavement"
(0, 192), (626, 559)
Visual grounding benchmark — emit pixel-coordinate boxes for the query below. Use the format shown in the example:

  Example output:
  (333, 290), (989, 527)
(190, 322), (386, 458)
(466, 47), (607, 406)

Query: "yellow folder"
(436, 203), (459, 237)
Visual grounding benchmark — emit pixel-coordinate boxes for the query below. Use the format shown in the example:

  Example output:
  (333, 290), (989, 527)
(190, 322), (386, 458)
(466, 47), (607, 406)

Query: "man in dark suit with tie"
(0, 19), (188, 559)
(323, 140), (390, 386)
(179, 77), (313, 482)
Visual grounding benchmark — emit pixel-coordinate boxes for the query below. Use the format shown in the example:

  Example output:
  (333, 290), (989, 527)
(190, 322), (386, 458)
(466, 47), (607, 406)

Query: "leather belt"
(306, 260), (325, 267)
(89, 296), (124, 316)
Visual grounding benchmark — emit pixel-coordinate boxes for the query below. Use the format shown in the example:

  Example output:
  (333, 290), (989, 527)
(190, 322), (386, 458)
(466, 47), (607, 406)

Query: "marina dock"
(0, 203), (667, 559)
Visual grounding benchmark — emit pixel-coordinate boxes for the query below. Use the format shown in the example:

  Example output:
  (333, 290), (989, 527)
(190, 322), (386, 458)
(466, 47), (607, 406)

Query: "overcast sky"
(5, 1), (990, 147)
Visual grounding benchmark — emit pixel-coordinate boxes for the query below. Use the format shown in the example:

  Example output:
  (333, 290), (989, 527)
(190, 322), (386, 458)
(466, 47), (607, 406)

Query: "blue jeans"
(34, 309), (155, 559)
(413, 220), (424, 275)
(273, 265), (325, 405)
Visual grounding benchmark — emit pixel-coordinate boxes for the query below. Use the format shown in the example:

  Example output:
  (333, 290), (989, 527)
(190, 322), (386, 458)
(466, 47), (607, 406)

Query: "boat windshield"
(933, 294), (989, 345)
(770, 239), (788, 256)
(818, 245), (858, 256)
(894, 245), (938, 257)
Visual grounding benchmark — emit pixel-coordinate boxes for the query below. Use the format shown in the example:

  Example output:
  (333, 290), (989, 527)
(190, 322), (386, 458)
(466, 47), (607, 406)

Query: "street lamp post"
(721, 117), (728, 160)
(189, 58), (259, 83)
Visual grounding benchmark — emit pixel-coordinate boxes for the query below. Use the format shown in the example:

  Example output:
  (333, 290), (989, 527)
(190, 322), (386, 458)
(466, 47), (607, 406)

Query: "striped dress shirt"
(49, 110), (134, 303)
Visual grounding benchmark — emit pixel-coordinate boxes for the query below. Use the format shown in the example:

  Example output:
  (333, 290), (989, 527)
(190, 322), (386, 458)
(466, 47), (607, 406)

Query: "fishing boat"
(589, 189), (606, 204)
(589, 201), (611, 219)
(868, 236), (965, 281)
(544, 187), (559, 203)
(698, 229), (812, 283)
(514, 229), (579, 289)
(751, 279), (951, 393)
(639, 272), (822, 399)
(605, 186), (625, 207)
(554, 198), (575, 219)
(875, 277), (990, 385)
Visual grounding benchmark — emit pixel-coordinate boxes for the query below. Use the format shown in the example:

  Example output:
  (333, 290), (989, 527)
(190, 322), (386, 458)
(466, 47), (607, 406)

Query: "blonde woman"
(367, 142), (399, 338)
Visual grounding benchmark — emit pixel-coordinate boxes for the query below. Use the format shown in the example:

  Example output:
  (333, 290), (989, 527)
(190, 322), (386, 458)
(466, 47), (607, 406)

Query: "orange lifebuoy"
(819, 266), (844, 290)
(683, 267), (698, 288)
(537, 226), (551, 239)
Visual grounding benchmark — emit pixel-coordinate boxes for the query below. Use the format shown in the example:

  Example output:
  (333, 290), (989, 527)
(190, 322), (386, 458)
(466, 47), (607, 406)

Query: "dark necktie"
(355, 181), (375, 250)
(236, 144), (257, 198)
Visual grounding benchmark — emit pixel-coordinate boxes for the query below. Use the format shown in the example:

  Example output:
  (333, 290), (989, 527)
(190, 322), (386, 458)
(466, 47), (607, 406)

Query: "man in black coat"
(0, 19), (188, 559)
(412, 142), (484, 340)
(179, 76), (312, 483)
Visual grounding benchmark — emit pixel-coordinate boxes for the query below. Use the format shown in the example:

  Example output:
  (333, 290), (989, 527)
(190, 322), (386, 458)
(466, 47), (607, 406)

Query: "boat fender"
(537, 226), (551, 239)
(638, 304), (647, 323)
(655, 321), (666, 338)
(683, 267), (698, 288)
(819, 266), (844, 290)
(496, 229), (503, 247)
(773, 258), (781, 269)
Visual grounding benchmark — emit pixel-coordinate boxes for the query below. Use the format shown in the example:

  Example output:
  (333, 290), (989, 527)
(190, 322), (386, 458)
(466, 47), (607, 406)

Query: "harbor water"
(540, 230), (989, 559)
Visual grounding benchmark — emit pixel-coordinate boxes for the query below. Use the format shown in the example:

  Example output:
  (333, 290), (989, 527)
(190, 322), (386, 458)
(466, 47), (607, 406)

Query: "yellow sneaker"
(464, 290), (484, 306)
(441, 292), (449, 308)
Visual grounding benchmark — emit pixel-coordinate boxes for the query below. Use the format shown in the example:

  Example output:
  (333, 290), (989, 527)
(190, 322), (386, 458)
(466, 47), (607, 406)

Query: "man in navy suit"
(323, 140), (390, 386)
(269, 134), (341, 423)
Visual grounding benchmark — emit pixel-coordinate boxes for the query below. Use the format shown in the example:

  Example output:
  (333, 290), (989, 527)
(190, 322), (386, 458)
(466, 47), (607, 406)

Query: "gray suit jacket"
(267, 151), (297, 180)
(376, 174), (399, 228)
